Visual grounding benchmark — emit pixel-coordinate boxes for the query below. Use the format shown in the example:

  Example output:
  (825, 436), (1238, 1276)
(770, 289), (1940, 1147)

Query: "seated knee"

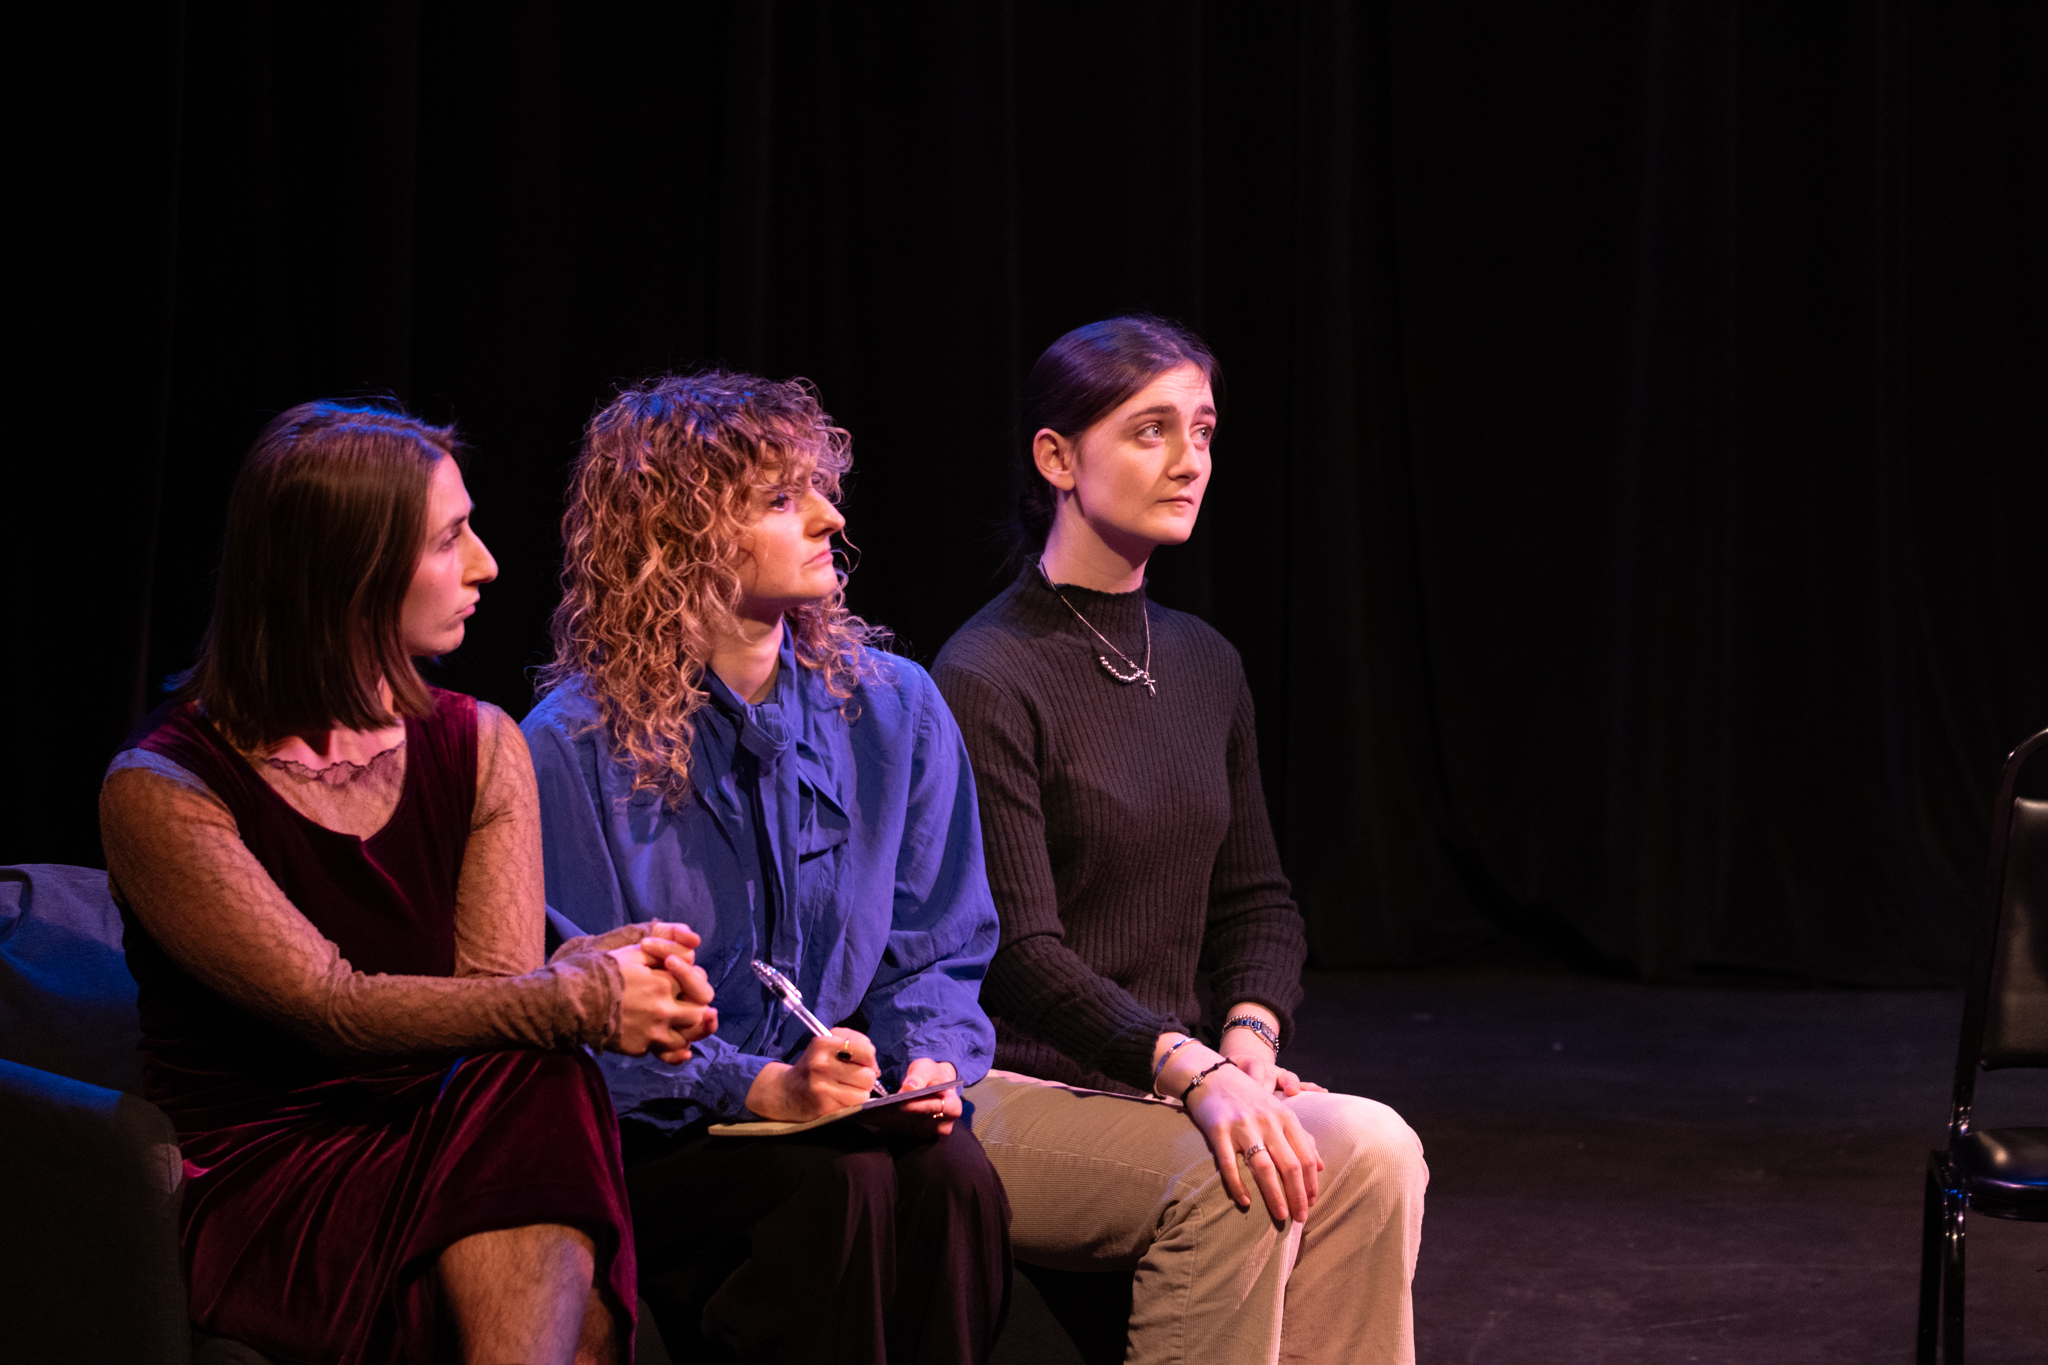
(1301, 1095), (1425, 1182)
(901, 1128), (1007, 1208)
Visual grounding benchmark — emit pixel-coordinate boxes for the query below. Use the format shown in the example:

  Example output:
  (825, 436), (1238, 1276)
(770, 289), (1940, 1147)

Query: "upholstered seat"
(1949, 1126), (2048, 1221)
(1918, 729), (2048, 1363)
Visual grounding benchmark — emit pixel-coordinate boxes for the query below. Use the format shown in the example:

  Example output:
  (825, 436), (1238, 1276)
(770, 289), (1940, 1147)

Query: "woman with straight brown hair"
(100, 399), (715, 1365)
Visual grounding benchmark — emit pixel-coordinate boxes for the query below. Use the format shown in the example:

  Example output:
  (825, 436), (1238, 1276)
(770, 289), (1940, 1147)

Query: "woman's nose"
(1167, 440), (1208, 482)
(468, 533), (500, 585)
(809, 491), (847, 534)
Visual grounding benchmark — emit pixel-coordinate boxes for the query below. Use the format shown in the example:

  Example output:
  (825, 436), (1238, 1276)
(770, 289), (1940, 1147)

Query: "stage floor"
(1292, 965), (2047, 1364)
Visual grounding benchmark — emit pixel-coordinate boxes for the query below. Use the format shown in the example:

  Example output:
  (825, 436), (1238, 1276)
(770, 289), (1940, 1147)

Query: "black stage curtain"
(12, 3), (2043, 984)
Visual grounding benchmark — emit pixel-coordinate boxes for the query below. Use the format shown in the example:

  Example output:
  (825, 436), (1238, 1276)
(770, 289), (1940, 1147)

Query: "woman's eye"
(1140, 423), (1163, 438)
(767, 493), (793, 511)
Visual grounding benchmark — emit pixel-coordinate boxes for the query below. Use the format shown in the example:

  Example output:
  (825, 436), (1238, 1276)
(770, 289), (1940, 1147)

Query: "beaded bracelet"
(1150, 1035), (1199, 1093)
(1222, 1015), (1282, 1057)
(1179, 1059), (1232, 1104)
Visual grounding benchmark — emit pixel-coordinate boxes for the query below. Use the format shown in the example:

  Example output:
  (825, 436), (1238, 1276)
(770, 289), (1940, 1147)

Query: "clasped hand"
(574, 920), (718, 1063)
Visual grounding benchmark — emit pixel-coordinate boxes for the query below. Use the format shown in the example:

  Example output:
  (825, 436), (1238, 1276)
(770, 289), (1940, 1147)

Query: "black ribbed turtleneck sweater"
(932, 566), (1307, 1095)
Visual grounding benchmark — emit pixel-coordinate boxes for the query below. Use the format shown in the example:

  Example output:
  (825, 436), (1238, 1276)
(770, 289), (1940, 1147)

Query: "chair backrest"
(1982, 788), (2048, 1069)
(0, 864), (144, 1093)
(1950, 729), (2048, 1136)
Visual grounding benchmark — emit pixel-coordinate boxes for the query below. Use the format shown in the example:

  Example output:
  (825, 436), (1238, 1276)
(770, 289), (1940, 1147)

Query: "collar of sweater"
(1016, 562), (1154, 645)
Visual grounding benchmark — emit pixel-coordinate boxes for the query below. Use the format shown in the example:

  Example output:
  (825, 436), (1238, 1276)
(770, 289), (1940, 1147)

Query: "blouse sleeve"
(99, 763), (625, 1058)
(1199, 680), (1308, 1044)
(451, 702), (548, 977)
(521, 693), (780, 1120)
(852, 677), (1000, 1087)
(934, 661), (1182, 1091)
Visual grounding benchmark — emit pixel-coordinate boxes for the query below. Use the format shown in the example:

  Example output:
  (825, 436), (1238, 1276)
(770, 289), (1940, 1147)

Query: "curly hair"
(540, 371), (887, 808)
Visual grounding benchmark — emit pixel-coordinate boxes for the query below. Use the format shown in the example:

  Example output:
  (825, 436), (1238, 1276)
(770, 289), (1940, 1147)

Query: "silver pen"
(751, 959), (889, 1097)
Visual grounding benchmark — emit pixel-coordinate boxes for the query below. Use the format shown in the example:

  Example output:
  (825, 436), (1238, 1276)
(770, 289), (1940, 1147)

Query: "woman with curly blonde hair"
(522, 371), (1011, 1365)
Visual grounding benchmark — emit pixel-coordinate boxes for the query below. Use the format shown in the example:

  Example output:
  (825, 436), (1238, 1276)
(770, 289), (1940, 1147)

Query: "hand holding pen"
(746, 960), (964, 1132)
(751, 960), (889, 1100)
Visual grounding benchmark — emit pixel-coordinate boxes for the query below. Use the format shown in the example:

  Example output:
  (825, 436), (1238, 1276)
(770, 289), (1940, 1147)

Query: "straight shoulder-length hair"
(177, 399), (459, 749)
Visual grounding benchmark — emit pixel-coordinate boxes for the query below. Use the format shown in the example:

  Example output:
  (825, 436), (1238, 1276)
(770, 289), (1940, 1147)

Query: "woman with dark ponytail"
(934, 318), (1429, 1365)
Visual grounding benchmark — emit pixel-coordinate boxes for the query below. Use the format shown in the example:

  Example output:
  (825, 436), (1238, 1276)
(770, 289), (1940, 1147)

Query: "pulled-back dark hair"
(178, 399), (460, 748)
(1012, 314), (1219, 553)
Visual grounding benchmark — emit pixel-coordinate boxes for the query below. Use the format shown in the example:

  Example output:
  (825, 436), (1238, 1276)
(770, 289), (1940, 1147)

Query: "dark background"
(10, 2), (2043, 985)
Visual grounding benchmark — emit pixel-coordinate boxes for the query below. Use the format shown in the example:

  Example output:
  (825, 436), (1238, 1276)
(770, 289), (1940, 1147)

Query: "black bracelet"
(1179, 1059), (1231, 1104)
(1222, 1016), (1282, 1057)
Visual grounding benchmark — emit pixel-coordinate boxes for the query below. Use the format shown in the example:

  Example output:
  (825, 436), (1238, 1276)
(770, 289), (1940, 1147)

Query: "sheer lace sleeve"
(453, 703), (547, 977)
(100, 764), (625, 1057)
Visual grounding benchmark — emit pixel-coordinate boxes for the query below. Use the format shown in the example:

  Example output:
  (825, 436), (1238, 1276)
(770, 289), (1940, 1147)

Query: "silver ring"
(1243, 1143), (1266, 1160)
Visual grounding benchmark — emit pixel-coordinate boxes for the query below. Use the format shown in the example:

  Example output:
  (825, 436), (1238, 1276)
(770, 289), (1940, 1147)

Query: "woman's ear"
(1032, 429), (1077, 491)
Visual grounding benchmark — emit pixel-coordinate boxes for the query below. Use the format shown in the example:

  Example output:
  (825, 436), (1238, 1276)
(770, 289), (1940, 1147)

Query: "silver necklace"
(1037, 560), (1156, 695)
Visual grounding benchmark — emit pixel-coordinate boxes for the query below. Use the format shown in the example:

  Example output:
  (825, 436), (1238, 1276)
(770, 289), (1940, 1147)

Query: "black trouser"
(620, 1117), (1012, 1365)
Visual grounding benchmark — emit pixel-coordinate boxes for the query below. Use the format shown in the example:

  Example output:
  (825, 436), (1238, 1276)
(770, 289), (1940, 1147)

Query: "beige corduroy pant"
(962, 1070), (1426, 1365)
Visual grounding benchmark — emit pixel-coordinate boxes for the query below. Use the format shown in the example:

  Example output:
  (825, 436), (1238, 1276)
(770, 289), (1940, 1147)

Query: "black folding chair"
(1917, 727), (2048, 1363)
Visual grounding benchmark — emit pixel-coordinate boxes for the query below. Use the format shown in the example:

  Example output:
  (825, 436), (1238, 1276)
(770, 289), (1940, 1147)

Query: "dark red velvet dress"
(124, 691), (635, 1364)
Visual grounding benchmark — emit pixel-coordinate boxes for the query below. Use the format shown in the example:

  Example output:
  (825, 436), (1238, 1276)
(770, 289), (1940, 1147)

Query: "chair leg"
(1916, 1154), (1944, 1364)
(1940, 1172), (1967, 1364)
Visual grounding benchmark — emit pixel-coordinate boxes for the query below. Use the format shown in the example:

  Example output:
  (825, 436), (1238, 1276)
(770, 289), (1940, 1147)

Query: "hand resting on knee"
(1155, 1008), (1329, 1225)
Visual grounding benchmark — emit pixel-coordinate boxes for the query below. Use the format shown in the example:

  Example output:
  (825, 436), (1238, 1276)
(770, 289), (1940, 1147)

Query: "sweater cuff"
(1094, 1016), (1186, 1093)
(1208, 978), (1301, 1050)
